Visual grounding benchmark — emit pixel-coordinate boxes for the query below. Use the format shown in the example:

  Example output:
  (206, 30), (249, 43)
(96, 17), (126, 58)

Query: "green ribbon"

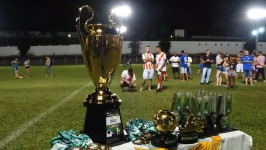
(125, 118), (157, 141)
(50, 130), (93, 149)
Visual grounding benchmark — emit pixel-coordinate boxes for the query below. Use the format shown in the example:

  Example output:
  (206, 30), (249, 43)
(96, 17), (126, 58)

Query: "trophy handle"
(76, 5), (94, 51)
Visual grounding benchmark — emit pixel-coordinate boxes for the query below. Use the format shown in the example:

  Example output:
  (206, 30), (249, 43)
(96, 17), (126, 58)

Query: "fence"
(0, 53), (231, 66)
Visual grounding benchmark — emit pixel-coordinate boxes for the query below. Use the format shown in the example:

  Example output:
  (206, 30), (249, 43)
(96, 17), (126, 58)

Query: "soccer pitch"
(0, 64), (265, 149)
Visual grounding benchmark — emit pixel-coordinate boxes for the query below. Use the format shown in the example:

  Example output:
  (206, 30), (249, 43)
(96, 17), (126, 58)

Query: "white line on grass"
(0, 83), (92, 149)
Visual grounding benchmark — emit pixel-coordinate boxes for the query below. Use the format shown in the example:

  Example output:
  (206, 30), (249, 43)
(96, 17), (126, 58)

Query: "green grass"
(0, 64), (265, 149)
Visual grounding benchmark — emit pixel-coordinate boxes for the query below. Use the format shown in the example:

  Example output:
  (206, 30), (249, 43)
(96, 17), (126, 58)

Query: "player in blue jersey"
(180, 50), (188, 81)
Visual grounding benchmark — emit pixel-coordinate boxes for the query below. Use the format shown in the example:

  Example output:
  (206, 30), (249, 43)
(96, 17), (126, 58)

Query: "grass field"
(0, 64), (266, 149)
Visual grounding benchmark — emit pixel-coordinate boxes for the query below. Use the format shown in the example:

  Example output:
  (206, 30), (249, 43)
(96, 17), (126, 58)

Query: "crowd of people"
(120, 47), (266, 92)
(10, 56), (53, 78)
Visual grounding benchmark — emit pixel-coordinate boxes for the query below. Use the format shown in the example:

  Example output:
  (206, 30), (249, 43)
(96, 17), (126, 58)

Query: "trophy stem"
(84, 87), (121, 106)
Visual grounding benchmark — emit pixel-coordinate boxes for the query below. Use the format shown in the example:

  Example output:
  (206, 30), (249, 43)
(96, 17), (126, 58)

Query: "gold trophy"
(76, 5), (124, 144)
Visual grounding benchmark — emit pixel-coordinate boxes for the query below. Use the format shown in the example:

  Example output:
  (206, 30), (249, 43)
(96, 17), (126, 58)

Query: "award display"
(171, 90), (237, 141)
(76, 5), (124, 144)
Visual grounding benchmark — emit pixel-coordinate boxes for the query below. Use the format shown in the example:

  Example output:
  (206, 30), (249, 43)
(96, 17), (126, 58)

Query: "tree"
(17, 42), (31, 57)
(159, 41), (171, 54)
(128, 41), (142, 54)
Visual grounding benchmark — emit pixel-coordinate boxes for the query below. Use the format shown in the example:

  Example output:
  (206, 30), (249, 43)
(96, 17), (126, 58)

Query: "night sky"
(0, 0), (266, 37)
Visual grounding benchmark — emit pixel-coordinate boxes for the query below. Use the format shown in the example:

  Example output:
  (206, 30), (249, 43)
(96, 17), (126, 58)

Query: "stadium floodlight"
(248, 8), (266, 54)
(68, 34), (71, 38)
(120, 26), (127, 33)
(259, 27), (264, 33)
(247, 8), (266, 19)
(112, 6), (131, 17)
(252, 30), (258, 35)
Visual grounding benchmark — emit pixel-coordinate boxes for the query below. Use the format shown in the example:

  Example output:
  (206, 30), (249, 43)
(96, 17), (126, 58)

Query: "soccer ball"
(153, 110), (178, 133)
(106, 130), (113, 138)
(20, 76), (23, 79)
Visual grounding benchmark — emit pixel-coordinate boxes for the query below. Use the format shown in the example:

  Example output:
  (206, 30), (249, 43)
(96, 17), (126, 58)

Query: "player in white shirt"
(169, 52), (180, 79)
(155, 46), (167, 93)
(140, 46), (154, 91)
(120, 68), (136, 92)
(186, 52), (193, 79)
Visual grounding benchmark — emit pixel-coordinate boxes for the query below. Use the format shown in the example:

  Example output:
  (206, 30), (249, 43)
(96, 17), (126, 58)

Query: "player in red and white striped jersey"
(140, 46), (154, 91)
(155, 46), (167, 93)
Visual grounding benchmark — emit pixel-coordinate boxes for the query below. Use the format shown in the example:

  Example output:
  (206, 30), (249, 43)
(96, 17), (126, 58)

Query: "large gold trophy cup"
(76, 5), (124, 144)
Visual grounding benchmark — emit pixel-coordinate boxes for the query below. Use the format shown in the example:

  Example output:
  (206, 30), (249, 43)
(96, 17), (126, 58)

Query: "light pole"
(247, 8), (266, 54)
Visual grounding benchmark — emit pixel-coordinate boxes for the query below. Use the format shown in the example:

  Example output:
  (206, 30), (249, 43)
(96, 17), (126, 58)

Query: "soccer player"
(45, 56), (53, 77)
(169, 52), (180, 79)
(236, 51), (244, 80)
(24, 58), (30, 77)
(140, 46), (154, 91)
(255, 51), (265, 82)
(120, 68), (136, 92)
(241, 50), (254, 86)
(11, 58), (20, 78)
(180, 50), (188, 81)
(200, 50), (214, 84)
(155, 46), (167, 93)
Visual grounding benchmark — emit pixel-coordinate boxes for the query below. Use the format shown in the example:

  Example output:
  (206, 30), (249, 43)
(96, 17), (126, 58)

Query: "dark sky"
(0, 0), (265, 36)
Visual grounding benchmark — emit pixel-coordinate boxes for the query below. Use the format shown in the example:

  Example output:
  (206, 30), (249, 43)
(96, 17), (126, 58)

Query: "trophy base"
(151, 133), (177, 148)
(82, 87), (124, 144)
(178, 132), (198, 144)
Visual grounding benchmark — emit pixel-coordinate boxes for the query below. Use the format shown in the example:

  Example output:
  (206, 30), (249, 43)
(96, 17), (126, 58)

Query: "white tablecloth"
(112, 131), (253, 150)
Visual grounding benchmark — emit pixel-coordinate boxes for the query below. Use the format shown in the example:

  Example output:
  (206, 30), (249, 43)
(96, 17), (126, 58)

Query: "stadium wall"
(0, 41), (265, 56)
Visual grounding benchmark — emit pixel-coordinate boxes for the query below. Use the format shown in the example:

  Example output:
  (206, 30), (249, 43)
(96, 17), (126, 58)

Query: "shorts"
(243, 70), (252, 78)
(223, 67), (230, 74)
(181, 67), (187, 73)
(143, 69), (154, 80)
(228, 71), (236, 76)
(216, 66), (223, 72)
(25, 66), (30, 69)
(172, 67), (179, 73)
(236, 64), (243, 73)
(161, 71), (167, 75)
(121, 81), (130, 87)
(13, 66), (18, 70)
(198, 63), (203, 69)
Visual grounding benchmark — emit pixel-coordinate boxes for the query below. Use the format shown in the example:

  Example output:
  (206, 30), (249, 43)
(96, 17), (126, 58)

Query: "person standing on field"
(45, 56), (53, 77)
(236, 51), (244, 80)
(241, 50), (254, 86)
(24, 58), (30, 77)
(180, 50), (188, 81)
(200, 50), (213, 84)
(140, 46), (154, 91)
(155, 46), (167, 93)
(255, 51), (265, 82)
(169, 52), (180, 79)
(186, 52), (193, 79)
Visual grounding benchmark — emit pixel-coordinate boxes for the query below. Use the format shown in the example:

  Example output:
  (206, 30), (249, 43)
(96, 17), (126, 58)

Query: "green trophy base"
(151, 133), (177, 148)
(81, 87), (125, 144)
(179, 132), (198, 144)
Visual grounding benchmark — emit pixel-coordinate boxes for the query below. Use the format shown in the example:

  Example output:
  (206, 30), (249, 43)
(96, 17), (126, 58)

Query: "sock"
(157, 77), (162, 90)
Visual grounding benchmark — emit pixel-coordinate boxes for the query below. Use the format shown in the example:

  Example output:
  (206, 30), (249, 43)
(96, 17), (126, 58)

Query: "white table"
(112, 131), (253, 150)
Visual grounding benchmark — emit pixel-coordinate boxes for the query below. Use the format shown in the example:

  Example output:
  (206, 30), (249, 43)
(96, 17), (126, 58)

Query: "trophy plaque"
(76, 5), (124, 144)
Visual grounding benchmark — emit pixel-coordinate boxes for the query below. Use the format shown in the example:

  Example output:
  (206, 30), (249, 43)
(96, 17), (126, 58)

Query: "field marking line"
(0, 83), (92, 149)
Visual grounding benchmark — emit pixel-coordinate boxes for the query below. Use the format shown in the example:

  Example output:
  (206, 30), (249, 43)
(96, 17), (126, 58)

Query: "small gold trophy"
(76, 5), (124, 144)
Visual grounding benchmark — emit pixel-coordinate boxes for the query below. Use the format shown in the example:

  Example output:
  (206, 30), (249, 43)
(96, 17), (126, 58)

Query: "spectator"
(241, 50), (254, 86)
(169, 52), (180, 79)
(255, 51), (265, 82)
(200, 50), (213, 84)
(215, 53), (224, 86)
